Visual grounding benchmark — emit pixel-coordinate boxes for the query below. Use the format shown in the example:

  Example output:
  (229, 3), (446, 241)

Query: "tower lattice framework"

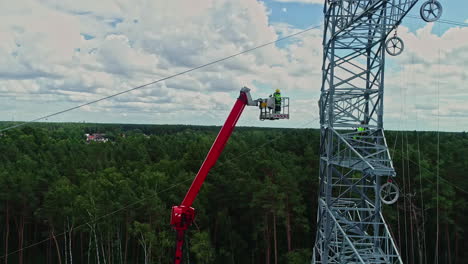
(313, 0), (421, 263)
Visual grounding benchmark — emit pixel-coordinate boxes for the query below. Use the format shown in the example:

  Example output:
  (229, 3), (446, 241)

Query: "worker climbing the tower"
(353, 120), (366, 140)
(358, 120), (366, 135)
(273, 88), (281, 113)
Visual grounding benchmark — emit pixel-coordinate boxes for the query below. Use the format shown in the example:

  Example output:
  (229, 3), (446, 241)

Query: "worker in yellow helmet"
(273, 88), (281, 113)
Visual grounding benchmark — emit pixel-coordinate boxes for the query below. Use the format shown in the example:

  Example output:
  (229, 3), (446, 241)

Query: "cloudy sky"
(0, 0), (467, 131)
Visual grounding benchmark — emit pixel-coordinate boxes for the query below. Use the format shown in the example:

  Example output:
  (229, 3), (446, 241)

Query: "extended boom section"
(171, 89), (250, 264)
(170, 87), (289, 264)
(313, 0), (421, 263)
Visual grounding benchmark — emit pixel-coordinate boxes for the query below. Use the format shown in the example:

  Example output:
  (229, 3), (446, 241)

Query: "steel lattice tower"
(313, 0), (423, 263)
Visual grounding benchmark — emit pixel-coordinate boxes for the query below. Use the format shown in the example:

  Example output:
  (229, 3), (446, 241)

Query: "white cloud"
(0, 0), (325, 127)
(384, 23), (468, 131)
(282, 7), (287, 12)
(1, 0), (466, 131)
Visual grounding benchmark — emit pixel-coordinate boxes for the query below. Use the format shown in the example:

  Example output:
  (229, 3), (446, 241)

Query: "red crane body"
(170, 89), (250, 264)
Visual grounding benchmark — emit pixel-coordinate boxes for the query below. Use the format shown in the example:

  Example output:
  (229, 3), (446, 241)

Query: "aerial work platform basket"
(258, 97), (289, 120)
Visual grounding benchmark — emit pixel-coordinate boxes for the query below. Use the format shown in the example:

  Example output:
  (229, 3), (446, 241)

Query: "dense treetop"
(0, 122), (466, 263)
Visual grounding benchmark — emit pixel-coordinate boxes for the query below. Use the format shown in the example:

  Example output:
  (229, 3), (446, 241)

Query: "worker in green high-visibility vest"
(273, 88), (281, 113)
(354, 121), (366, 140)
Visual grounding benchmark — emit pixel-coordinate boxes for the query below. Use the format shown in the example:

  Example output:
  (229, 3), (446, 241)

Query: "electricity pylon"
(312, 0), (441, 263)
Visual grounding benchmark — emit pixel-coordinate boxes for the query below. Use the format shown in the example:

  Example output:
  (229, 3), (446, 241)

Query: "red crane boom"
(170, 87), (289, 263)
(170, 88), (252, 263)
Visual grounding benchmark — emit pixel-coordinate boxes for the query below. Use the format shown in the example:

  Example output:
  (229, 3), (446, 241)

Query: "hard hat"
(275, 89), (280, 93)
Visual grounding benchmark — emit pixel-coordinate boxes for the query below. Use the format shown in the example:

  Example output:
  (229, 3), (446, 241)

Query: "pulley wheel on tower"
(385, 36), (404, 56)
(380, 181), (400, 205)
(420, 0), (443, 22)
(336, 17), (346, 30)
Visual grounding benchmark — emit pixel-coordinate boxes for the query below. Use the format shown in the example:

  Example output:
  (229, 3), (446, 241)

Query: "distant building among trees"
(85, 133), (109, 143)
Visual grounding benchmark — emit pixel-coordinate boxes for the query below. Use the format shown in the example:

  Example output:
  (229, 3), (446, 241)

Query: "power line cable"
(401, 108), (409, 262)
(406, 15), (468, 27)
(397, 55), (408, 262)
(392, 57), (405, 253)
(0, 177), (193, 260)
(412, 50), (428, 263)
(2, 7), (466, 260)
(404, 81), (415, 264)
(434, 25), (441, 264)
(416, 130), (428, 262)
(0, 117), (318, 260)
(1, 15), (465, 129)
(1, 18), (321, 254)
(0, 24), (322, 133)
(405, 158), (468, 195)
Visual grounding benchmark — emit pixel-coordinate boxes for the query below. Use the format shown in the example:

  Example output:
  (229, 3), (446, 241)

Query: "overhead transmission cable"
(406, 158), (468, 195)
(392, 58), (404, 252)
(2, 7), (466, 261)
(412, 51), (428, 263)
(397, 54), (409, 261)
(0, 24), (322, 133)
(0, 116), (319, 260)
(1, 16), (465, 133)
(404, 67), (415, 264)
(435, 23), (442, 264)
(0, 176), (194, 260)
(406, 15), (468, 27)
(416, 130), (428, 262)
(0, 21), (323, 258)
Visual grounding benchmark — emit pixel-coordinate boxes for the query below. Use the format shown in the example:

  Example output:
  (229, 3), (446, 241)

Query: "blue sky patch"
(81, 33), (95, 40)
(109, 18), (124, 28)
(263, 0), (322, 29)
